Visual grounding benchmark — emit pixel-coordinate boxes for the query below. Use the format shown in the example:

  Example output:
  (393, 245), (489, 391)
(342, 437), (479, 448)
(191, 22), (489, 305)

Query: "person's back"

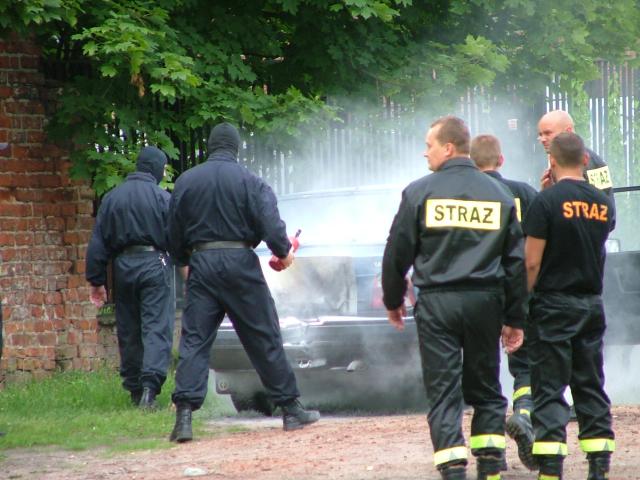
(168, 122), (318, 443)
(85, 146), (174, 409)
(526, 180), (612, 294)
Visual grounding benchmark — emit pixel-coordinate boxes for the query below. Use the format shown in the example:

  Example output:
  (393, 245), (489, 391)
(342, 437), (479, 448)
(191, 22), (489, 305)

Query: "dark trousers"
(508, 339), (532, 408)
(114, 251), (175, 394)
(528, 292), (614, 458)
(415, 288), (507, 467)
(172, 249), (299, 411)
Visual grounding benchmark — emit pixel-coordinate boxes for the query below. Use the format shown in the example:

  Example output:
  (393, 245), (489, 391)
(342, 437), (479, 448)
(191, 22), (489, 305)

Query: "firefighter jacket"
(85, 146), (170, 287)
(484, 170), (537, 223)
(382, 157), (527, 328)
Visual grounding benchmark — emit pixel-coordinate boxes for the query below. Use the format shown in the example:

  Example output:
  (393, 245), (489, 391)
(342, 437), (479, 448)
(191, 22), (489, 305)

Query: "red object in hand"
(269, 229), (301, 271)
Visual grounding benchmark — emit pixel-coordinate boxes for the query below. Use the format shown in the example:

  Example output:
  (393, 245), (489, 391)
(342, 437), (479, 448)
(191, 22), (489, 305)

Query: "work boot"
(169, 403), (192, 443)
(438, 461), (467, 480)
(477, 453), (503, 480)
(130, 389), (142, 406)
(587, 452), (610, 480)
(281, 399), (320, 431)
(138, 387), (157, 410)
(506, 399), (537, 470)
(537, 455), (563, 480)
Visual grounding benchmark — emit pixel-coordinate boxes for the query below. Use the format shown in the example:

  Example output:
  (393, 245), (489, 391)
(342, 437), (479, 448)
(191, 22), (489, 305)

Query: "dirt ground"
(2, 405), (638, 480)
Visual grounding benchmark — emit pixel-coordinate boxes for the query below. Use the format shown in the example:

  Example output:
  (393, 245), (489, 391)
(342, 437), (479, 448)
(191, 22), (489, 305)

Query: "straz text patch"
(586, 166), (613, 190)
(426, 199), (502, 230)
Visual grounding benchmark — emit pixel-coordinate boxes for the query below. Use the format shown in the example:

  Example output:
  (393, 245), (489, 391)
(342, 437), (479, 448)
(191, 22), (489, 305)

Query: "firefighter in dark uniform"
(523, 132), (615, 480)
(470, 134), (539, 471)
(86, 146), (174, 409)
(382, 116), (528, 480)
(538, 110), (614, 210)
(167, 122), (319, 443)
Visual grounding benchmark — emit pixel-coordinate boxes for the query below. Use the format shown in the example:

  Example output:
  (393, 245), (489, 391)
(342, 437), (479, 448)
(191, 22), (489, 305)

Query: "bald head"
(538, 110), (575, 153)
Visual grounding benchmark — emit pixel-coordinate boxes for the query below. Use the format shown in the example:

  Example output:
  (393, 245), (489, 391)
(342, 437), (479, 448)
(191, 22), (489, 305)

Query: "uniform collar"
(438, 157), (477, 171)
(126, 171), (156, 182)
(484, 170), (502, 180)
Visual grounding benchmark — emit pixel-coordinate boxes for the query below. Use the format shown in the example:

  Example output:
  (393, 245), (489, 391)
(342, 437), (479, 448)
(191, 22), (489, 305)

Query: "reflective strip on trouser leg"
(485, 475), (501, 480)
(433, 445), (468, 466)
(513, 386), (531, 401)
(469, 434), (506, 450)
(580, 438), (615, 453)
(532, 441), (568, 456)
(538, 475), (561, 480)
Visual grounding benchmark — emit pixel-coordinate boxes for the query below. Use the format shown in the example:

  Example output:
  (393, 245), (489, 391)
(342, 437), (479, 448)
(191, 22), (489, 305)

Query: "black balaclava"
(207, 122), (240, 158)
(136, 146), (167, 184)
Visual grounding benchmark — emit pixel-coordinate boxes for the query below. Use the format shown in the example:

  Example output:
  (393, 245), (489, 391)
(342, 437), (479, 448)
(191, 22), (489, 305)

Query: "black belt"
(192, 241), (252, 252)
(121, 245), (159, 254)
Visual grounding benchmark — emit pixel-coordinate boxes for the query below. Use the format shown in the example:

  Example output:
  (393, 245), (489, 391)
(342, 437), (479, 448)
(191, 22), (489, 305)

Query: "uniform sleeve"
(381, 189), (419, 310)
(501, 204), (527, 328)
(251, 179), (291, 258)
(85, 203), (113, 287)
(167, 185), (190, 266)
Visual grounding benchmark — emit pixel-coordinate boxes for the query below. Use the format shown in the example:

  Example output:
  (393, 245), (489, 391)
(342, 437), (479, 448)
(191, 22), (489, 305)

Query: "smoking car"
(206, 184), (640, 414)
(208, 186), (423, 414)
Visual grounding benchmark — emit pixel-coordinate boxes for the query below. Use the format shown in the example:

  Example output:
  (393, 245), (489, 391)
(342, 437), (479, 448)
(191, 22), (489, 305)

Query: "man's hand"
(540, 168), (555, 190)
(501, 326), (524, 354)
(386, 305), (407, 331)
(90, 285), (107, 308)
(280, 250), (295, 270)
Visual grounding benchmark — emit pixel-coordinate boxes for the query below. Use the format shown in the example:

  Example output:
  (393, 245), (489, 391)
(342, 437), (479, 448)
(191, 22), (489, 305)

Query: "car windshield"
(276, 186), (404, 245)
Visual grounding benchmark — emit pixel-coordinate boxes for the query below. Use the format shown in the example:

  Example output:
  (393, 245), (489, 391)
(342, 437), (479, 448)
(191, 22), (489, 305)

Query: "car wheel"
(230, 392), (275, 417)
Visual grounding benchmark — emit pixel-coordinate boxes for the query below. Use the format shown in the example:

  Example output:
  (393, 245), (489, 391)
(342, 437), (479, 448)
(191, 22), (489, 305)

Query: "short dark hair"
(549, 132), (585, 167)
(430, 116), (470, 154)
(470, 134), (501, 168)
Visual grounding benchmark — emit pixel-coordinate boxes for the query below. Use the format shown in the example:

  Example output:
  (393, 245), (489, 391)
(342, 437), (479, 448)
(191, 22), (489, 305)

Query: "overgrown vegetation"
(1, 0), (639, 193)
(0, 369), (234, 451)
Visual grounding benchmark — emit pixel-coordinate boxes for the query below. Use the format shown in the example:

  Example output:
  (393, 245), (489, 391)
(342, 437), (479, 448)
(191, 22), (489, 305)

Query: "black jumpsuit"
(382, 158), (528, 470)
(86, 147), (174, 396)
(485, 170), (538, 412)
(169, 127), (299, 411)
(523, 179), (615, 472)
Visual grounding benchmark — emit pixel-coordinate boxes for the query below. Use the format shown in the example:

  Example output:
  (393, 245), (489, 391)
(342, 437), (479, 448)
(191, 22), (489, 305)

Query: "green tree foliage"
(1, 0), (639, 194)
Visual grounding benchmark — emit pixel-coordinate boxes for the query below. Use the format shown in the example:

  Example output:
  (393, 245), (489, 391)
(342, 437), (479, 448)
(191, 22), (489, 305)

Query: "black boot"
(169, 403), (193, 442)
(438, 461), (467, 480)
(138, 387), (157, 410)
(506, 397), (537, 471)
(130, 389), (142, 406)
(537, 455), (563, 480)
(587, 452), (610, 480)
(281, 399), (320, 431)
(477, 453), (503, 480)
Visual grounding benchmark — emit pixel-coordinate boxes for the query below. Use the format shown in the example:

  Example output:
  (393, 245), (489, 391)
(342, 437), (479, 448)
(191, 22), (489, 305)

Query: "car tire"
(231, 392), (275, 417)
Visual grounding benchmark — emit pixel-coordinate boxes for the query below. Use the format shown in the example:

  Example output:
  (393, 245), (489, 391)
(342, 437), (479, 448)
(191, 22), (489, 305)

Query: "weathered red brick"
(14, 232), (34, 246)
(0, 202), (32, 216)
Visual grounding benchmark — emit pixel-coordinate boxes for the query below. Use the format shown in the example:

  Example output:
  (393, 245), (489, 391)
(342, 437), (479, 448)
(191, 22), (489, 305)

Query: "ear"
(582, 152), (589, 167)
(549, 155), (558, 169)
(444, 142), (455, 157)
(497, 154), (505, 168)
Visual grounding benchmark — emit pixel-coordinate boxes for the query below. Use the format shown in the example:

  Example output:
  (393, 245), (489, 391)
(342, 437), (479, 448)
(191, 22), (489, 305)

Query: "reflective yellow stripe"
(513, 386), (531, 401)
(433, 445), (468, 466)
(514, 198), (522, 221)
(486, 475), (501, 480)
(532, 441), (568, 456)
(469, 434), (506, 450)
(517, 408), (531, 416)
(538, 475), (561, 480)
(580, 438), (615, 453)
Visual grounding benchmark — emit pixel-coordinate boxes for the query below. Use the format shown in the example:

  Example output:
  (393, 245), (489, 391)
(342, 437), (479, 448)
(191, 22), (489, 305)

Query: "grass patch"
(0, 368), (232, 453)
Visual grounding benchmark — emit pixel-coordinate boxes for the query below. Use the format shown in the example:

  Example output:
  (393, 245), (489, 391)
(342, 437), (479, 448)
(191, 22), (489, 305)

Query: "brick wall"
(0, 33), (118, 384)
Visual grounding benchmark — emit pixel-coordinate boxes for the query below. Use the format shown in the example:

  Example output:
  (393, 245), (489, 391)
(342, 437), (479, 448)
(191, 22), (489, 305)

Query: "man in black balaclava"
(86, 146), (174, 409)
(168, 122), (319, 442)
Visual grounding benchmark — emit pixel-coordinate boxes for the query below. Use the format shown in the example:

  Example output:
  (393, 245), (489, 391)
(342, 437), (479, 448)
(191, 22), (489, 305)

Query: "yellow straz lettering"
(426, 199), (501, 230)
(561, 201), (608, 222)
(586, 166), (613, 190)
